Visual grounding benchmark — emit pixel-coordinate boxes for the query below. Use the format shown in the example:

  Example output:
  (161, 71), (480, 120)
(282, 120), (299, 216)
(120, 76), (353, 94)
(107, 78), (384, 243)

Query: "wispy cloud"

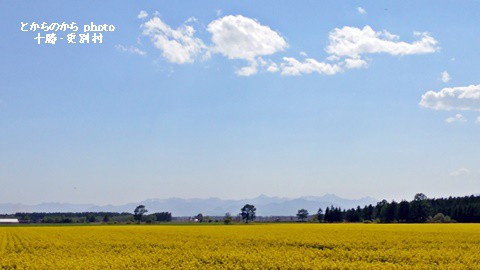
(357, 7), (367, 15)
(441, 71), (451, 83)
(279, 57), (342, 76)
(115, 44), (147, 56)
(450, 167), (471, 177)
(185, 17), (198, 24)
(137, 10), (148, 19)
(445, 114), (467, 124)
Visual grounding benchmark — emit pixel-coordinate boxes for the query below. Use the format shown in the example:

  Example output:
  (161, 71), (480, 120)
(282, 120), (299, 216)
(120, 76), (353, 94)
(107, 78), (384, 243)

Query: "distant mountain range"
(0, 194), (378, 216)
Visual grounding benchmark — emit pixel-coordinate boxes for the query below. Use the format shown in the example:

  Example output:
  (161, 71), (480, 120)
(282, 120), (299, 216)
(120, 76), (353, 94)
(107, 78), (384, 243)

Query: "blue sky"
(1, 1), (479, 205)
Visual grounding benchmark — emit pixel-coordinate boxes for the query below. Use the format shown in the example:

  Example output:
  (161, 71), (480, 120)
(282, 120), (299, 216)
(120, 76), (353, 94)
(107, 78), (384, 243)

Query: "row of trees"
(236, 194), (480, 224)
(194, 204), (257, 224)
(6, 194), (479, 224)
(13, 212), (130, 223)
(12, 209), (172, 224)
(73, 193), (480, 224)
(126, 205), (173, 223)
(305, 193), (480, 223)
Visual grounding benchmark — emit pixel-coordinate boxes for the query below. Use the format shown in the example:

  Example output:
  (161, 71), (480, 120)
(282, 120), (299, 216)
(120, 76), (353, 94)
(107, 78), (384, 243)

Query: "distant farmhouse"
(0, 218), (19, 224)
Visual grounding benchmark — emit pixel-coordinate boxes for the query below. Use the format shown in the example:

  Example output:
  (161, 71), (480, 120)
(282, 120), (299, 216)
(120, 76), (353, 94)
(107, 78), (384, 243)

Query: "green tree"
(398, 200), (410, 222)
(223, 212), (233, 225)
(362, 204), (374, 221)
(375, 200), (388, 220)
(195, 213), (204, 222)
(134, 205), (148, 221)
(409, 193), (432, 222)
(102, 215), (110, 223)
(154, 212), (172, 222)
(145, 214), (157, 223)
(240, 204), (256, 223)
(429, 213), (452, 223)
(324, 207), (331, 222)
(317, 208), (324, 222)
(414, 193), (428, 201)
(345, 208), (360, 222)
(20, 214), (30, 223)
(386, 201), (398, 222)
(296, 209), (309, 222)
(87, 215), (96, 223)
(356, 206), (363, 221)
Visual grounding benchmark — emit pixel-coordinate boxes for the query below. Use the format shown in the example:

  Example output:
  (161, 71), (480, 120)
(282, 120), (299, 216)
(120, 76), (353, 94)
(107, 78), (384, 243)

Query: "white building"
(0, 218), (19, 224)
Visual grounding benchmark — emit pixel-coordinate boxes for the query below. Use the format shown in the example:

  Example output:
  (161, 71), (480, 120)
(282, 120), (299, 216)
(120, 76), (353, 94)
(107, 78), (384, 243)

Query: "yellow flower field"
(1, 223), (479, 269)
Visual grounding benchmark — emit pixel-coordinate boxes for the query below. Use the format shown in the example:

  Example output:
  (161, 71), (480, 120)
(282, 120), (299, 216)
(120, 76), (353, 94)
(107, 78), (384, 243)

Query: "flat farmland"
(1, 224), (479, 269)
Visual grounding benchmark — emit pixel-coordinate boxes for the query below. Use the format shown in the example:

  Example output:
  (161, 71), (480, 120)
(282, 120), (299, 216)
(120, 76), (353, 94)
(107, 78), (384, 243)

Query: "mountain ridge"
(0, 194), (378, 216)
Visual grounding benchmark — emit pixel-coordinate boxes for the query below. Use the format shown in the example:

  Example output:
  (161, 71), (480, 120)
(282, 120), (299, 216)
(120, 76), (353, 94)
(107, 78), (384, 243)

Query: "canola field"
(1, 223), (479, 269)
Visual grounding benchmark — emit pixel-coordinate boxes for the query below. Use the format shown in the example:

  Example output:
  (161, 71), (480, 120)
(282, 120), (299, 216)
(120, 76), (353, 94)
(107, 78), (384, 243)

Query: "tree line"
(6, 210), (172, 224)
(308, 193), (480, 223)
(203, 194), (480, 224)
(2, 193), (479, 224)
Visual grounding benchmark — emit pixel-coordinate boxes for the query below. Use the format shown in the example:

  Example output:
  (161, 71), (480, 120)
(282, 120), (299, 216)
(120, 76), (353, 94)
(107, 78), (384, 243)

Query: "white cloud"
(445, 114), (467, 124)
(357, 7), (366, 14)
(236, 60), (258, 76)
(278, 55), (367, 76)
(280, 57), (342, 76)
(216, 9), (222, 17)
(255, 57), (279, 73)
(450, 167), (471, 177)
(326, 26), (439, 58)
(115, 44), (146, 56)
(420, 84), (480, 111)
(207, 15), (288, 75)
(326, 55), (340, 61)
(137, 10), (148, 19)
(381, 31), (400, 41)
(441, 71), (451, 83)
(344, 57), (368, 69)
(266, 62), (279, 73)
(237, 57), (280, 75)
(138, 15), (438, 77)
(207, 15), (287, 60)
(476, 116), (480, 123)
(142, 17), (208, 64)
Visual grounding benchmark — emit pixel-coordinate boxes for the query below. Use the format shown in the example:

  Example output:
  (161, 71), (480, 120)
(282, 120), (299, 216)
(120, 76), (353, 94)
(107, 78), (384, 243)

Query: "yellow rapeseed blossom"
(0, 223), (479, 269)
